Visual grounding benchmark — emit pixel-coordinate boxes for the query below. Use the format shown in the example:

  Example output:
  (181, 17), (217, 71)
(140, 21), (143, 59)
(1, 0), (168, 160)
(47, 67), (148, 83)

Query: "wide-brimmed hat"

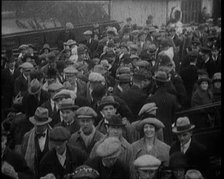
(136, 117), (165, 131)
(108, 114), (125, 127)
(172, 117), (195, 133)
(29, 107), (52, 126)
(98, 96), (119, 110)
(152, 70), (170, 82)
(58, 98), (79, 111)
(28, 79), (42, 95)
(64, 39), (77, 46)
(72, 165), (100, 179)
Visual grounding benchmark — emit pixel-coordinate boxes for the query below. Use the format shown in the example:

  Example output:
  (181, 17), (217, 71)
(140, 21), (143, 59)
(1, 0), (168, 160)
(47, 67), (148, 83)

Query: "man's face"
(79, 118), (94, 135)
(177, 131), (192, 145)
(8, 61), (16, 69)
(143, 123), (156, 138)
(101, 105), (117, 120)
(23, 68), (32, 77)
(107, 126), (123, 138)
(49, 141), (67, 155)
(213, 81), (221, 89)
(200, 81), (209, 91)
(61, 109), (75, 123)
(35, 124), (48, 134)
(173, 168), (186, 179)
(138, 169), (157, 179)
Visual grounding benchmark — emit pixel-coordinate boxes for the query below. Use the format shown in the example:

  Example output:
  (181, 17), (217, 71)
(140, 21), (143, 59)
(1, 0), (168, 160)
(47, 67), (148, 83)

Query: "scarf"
(80, 126), (96, 147)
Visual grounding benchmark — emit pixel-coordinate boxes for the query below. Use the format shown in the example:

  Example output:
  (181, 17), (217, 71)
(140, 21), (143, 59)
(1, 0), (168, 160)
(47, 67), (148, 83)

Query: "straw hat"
(172, 117), (195, 134)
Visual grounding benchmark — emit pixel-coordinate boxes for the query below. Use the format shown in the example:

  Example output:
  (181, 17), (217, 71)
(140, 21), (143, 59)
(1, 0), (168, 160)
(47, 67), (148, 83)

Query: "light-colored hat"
(96, 137), (121, 158)
(172, 117), (195, 133)
(53, 89), (76, 101)
(76, 106), (97, 119)
(64, 65), (78, 75)
(212, 72), (221, 82)
(138, 103), (158, 116)
(18, 44), (29, 51)
(83, 30), (93, 35)
(29, 107), (52, 126)
(58, 98), (79, 111)
(19, 62), (34, 69)
(137, 117), (165, 131)
(64, 39), (77, 46)
(185, 169), (204, 179)
(28, 79), (42, 95)
(72, 165), (100, 179)
(93, 65), (107, 75)
(48, 82), (64, 92)
(134, 154), (161, 170)
(88, 72), (105, 83)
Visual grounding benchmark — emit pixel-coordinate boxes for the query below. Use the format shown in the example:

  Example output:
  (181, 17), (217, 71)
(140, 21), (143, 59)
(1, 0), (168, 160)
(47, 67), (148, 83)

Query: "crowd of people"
(1, 14), (221, 179)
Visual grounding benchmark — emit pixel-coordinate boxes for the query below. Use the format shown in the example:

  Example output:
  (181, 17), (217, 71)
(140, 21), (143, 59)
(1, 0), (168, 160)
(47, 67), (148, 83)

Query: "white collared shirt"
(50, 99), (58, 112)
(181, 138), (191, 154)
(38, 129), (47, 152)
(117, 84), (123, 92)
(56, 148), (67, 167)
(9, 68), (14, 75)
(23, 73), (28, 81)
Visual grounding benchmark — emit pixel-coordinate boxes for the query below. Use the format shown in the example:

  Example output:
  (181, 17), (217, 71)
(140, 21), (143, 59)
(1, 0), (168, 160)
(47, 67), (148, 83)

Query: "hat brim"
(98, 102), (119, 110)
(59, 105), (79, 111)
(136, 118), (165, 132)
(29, 116), (52, 126)
(152, 76), (170, 82)
(172, 125), (195, 133)
(28, 85), (42, 95)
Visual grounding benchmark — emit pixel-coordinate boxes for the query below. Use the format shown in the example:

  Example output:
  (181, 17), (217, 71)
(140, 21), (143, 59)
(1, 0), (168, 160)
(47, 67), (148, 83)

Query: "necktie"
(36, 133), (46, 138)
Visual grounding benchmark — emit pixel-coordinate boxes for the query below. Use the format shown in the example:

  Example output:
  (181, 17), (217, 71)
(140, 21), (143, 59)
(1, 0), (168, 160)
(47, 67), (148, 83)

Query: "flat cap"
(48, 82), (64, 92)
(76, 106), (97, 119)
(88, 72), (105, 83)
(72, 165), (99, 179)
(53, 89), (76, 101)
(83, 30), (93, 35)
(64, 65), (78, 74)
(116, 66), (132, 76)
(134, 154), (161, 170)
(134, 60), (150, 67)
(49, 126), (71, 143)
(138, 103), (158, 116)
(19, 62), (34, 69)
(96, 137), (121, 158)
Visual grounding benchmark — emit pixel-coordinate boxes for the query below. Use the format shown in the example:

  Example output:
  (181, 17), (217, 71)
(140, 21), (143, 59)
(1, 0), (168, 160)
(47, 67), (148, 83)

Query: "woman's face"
(143, 123), (156, 138)
(200, 81), (209, 91)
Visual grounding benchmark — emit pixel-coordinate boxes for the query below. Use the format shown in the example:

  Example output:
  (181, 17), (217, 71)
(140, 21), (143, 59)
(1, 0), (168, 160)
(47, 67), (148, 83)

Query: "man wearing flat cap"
(133, 154), (161, 179)
(68, 106), (104, 156)
(39, 126), (87, 179)
(54, 98), (80, 134)
(170, 117), (210, 178)
(85, 137), (130, 179)
(20, 107), (52, 178)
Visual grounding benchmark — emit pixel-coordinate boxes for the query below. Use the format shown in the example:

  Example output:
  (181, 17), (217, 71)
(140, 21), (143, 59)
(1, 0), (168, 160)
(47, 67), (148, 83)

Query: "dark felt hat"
(108, 114), (125, 127)
(49, 126), (71, 143)
(98, 96), (119, 110)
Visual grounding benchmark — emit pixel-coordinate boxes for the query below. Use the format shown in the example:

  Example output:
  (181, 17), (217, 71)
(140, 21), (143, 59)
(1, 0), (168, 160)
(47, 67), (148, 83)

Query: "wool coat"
(85, 156), (130, 179)
(39, 144), (87, 179)
(2, 147), (34, 179)
(146, 86), (179, 145)
(170, 138), (210, 178)
(68, 129), (105, 156)
(191, 88), (213, 107)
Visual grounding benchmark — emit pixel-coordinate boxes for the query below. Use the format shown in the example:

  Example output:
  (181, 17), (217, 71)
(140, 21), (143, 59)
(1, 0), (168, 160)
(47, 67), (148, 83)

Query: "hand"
(1, 161), (18, 179)
(40, 173), (56, 179)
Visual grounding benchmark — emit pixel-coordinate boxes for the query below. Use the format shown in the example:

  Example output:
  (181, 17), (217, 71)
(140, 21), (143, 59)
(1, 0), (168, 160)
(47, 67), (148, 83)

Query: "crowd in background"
(1, 12), (221, 179)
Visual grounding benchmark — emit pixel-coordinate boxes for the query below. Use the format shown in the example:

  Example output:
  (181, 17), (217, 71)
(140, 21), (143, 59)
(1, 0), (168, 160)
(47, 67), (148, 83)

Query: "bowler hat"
(134, 154), (161, 170)
(59, 98), (79, 111)
(172, 117), (195, 133)
(28, 79), (42, 95)
(98, 96), (119, 110)
(76, 106), (97, 119)
(49, 126), (71, 143)
(29, 107), (52, 126)
(137, 117), (165, 132)
(72, 165), (99, 179)
(169, 152), (188, 169)
(96, 137), (121, 158)
(152, 70), (170, 82)
(108, 114), (125, 127)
